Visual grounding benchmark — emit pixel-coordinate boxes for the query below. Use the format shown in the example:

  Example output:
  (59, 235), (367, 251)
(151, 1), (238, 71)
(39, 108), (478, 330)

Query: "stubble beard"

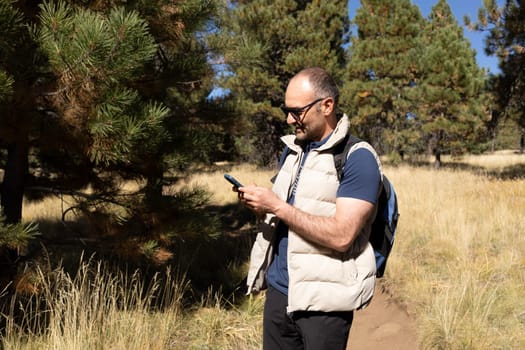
(295, 128), (307, 141)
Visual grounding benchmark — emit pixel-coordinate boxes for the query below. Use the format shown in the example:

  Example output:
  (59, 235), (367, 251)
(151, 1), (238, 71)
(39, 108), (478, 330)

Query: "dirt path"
(347, 284), (419, 349)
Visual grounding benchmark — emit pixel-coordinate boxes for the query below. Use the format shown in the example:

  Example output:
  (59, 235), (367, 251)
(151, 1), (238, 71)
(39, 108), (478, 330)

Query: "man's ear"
(321, 97), (334, 115)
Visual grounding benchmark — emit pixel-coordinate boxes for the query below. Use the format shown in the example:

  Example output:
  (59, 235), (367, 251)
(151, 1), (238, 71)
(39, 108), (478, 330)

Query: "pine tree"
(0, 0), (41, 290)
(0, 0), (19, 101)
(0, 0), (221, 216)
(0, 0), (37, 225)
(417, 0), (486, 165)
(0, 0), (223, 280)
(210, 0), (350, 165)
(340, 0), (425, 159)
(467, 0), (525, 153)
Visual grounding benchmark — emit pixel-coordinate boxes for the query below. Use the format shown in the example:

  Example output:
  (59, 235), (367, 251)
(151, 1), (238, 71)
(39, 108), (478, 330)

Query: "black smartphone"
(224, 173), (243, 188)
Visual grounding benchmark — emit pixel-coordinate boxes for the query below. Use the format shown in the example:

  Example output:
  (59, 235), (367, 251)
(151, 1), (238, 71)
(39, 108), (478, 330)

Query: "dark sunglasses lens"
(281, 107), (300, 119)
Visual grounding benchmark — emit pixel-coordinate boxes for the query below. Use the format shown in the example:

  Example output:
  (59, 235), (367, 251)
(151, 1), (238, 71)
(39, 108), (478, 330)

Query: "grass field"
(2, 152), (525, 349)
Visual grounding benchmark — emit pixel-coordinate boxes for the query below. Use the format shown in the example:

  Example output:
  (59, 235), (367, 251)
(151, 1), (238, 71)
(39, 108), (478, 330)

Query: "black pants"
(263, 286), (353, 350)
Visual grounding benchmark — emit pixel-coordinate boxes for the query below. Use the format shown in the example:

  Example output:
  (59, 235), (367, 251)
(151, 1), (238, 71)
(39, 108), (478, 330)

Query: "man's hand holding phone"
(224, 173), (243, 190)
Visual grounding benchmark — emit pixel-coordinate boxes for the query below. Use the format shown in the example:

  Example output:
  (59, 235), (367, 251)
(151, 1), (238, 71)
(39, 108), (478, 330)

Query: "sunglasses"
(280, 97), (326, 122)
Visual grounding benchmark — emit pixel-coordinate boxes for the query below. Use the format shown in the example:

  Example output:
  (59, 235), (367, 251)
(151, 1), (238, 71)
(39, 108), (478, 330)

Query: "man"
(238, 67), (382, 349)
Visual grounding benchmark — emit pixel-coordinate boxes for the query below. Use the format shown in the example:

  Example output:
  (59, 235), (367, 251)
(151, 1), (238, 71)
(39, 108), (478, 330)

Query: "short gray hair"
(296, 67), (339, 105)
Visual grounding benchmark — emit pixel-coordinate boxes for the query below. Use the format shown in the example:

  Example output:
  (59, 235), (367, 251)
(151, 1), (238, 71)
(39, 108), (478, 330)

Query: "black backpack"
(333, 135), (399, 277)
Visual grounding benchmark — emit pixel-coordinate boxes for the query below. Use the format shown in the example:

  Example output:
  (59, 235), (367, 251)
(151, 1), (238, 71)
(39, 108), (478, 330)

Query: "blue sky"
(348, 0), (503, 73)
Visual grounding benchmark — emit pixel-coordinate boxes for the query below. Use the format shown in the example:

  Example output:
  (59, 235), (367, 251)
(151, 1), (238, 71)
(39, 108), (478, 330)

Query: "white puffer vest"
(246, 115), (379, 312)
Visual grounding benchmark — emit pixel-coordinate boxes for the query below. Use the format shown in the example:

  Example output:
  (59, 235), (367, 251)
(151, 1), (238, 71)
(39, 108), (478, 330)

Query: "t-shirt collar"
(305, 131), (334, 152)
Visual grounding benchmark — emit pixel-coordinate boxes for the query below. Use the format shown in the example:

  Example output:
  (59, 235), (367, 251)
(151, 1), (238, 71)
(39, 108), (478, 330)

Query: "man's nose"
(286, 113), (297, 125)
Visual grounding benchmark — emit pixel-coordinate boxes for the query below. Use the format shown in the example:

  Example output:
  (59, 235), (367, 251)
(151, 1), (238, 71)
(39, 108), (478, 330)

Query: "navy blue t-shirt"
(266, 139), (381, 296)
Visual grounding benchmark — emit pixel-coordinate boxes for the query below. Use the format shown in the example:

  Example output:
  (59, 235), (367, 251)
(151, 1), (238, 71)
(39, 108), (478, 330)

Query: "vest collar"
(281, 114), (350, 153)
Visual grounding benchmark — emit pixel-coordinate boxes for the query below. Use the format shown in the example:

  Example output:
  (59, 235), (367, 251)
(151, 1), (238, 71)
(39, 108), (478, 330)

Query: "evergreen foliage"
(34, 2), (165, 166)
(0, 1), (36, 113)
(340, 0), (425, 157)
(0, 212), (40, 250)
(467, 0), (525, 152)
(481, 75), (505, 152)
(0, 0), (22, 100)
(0, 0), (35, 262)
(210, 0), (350, 165)
(417, 0), (486, 162)
(0, 71), (13, 100)
(342, 0), (487, 162)
(0, 0), (224, 278)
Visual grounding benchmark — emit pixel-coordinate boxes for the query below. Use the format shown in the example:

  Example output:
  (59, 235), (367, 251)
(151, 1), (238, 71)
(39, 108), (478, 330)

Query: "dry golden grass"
(6, 153), (525, 349)
(22, 179), (145, 223)
(385, 164), (525, 349)
(2, 258), (263, 350)
(176, 158), (525, 348)
(443, 150), (525, 170)
(22, 195), (74, 222)
(208, 159), (525, 349)
(3, 260), (185, 350)
(177, 293), (263, 350)
(170, 163), (275, 206)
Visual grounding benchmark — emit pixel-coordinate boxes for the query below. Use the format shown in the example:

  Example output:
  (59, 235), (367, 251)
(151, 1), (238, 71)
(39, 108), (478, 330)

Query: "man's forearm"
(239, 185), (372, 252)
(274, 203), (357, 253)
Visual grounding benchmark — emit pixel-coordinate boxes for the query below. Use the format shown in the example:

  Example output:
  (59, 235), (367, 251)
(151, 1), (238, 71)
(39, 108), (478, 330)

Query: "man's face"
(283, 76), (327, 142)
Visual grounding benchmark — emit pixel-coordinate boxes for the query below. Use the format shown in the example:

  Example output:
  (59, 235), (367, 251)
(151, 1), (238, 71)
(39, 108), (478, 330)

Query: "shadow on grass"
(1, 200), (259, 323)
(398, 159), (525, 180)
(166, 202), (258, 301)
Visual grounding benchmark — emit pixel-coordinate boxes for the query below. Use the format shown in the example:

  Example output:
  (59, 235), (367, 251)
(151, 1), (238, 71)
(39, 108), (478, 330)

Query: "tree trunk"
(520, 130), (525, 154)
(490, 128), (497, 153)
(434, 149), (441, 169)
(0, 140), (29, 292)
(427, 134), (441, 168)
(144, 162), (164, 210)
(1, 140), (29, 223)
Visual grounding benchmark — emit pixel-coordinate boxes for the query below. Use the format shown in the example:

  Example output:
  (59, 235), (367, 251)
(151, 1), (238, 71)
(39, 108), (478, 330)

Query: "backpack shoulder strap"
(333, 134), (363, 181)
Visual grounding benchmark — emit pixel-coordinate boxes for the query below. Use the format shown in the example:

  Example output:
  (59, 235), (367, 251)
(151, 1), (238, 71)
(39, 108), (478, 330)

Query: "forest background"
(0, 0), (524, 349)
